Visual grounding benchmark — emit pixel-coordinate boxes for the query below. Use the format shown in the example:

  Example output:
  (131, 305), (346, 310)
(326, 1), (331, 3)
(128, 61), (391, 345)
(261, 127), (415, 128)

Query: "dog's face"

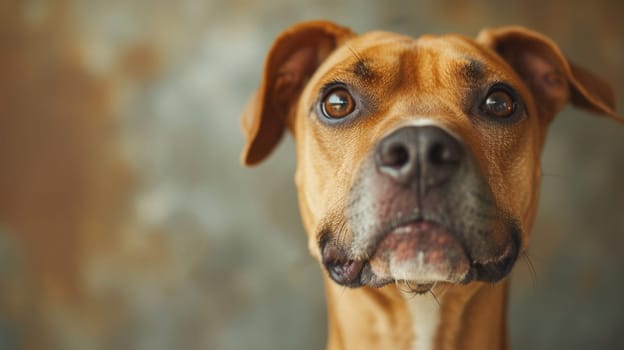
(241, 22), (619, 292)
(294, 31), (538, 290)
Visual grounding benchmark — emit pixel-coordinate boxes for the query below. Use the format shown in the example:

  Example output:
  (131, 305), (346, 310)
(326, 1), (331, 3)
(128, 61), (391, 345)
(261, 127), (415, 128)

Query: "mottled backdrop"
(0, 0), (622, 349)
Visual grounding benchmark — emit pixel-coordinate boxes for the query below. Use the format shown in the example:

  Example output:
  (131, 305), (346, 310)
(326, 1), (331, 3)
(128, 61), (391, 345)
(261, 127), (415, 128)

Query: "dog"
(240, 21), (622, 349)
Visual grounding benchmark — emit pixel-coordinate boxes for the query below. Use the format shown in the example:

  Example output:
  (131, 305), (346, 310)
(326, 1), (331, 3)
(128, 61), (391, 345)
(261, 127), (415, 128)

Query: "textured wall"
(0, 0), (622, 349)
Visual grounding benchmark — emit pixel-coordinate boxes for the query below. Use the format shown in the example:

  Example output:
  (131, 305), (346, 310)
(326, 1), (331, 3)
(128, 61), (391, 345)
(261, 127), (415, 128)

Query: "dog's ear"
(477, 26), (623, 124)
(241, 21), (355, 166)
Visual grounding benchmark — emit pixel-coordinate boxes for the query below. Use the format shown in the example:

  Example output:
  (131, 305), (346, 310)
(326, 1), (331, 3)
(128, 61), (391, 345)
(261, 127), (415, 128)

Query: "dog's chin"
(321, 220), (471, 290)
(321, 219), (520, 290)
(364, 221), (470, 289)
(371, 221), (470, 280)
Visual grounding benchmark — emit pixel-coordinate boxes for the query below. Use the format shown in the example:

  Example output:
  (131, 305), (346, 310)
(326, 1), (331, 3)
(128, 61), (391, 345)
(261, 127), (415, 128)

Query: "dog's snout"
(375, 126), (464, 187)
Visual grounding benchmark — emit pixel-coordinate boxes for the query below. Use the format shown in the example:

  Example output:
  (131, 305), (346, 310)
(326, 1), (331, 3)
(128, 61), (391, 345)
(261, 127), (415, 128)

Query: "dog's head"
(241, 21), (620, 292)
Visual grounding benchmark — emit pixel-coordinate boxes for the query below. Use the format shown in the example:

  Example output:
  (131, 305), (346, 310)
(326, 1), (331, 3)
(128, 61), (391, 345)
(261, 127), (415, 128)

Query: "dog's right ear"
(240, 21), (355, 166)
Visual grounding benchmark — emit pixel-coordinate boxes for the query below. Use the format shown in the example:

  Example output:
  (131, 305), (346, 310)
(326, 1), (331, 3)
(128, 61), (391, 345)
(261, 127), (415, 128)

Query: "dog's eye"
(321, 88), (355, 119)
(482, 89), (515, 119)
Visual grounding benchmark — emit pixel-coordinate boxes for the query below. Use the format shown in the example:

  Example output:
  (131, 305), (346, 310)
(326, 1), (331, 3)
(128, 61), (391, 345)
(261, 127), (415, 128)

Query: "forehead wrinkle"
(345, 35), (419, 80)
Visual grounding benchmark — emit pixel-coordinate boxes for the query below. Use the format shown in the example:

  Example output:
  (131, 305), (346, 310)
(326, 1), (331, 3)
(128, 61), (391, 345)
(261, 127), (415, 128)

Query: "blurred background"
(0, 0), (622, 349)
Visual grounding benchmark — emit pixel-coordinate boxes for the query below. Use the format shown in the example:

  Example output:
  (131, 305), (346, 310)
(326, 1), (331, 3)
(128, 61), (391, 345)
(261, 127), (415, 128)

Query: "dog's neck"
(323, 277), (510, 350)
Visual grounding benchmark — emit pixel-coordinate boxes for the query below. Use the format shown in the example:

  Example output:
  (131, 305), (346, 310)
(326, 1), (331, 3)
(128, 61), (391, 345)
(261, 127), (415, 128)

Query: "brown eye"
(321, 88), (355, 119)
(483, 90), (515, 119)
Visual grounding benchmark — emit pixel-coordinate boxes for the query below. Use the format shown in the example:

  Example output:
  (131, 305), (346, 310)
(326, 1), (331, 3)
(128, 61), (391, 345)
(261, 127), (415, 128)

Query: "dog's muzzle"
(321, 125), (520, 291)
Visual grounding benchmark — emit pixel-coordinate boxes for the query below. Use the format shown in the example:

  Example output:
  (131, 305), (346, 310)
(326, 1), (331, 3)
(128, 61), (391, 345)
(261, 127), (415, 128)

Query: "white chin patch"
(388, 251), (466, 283)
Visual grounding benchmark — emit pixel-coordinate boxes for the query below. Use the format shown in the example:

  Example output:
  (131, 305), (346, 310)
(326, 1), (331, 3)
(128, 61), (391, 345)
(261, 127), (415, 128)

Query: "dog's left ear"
(241, 21), (355, 166)
(477, 26), (623, 124)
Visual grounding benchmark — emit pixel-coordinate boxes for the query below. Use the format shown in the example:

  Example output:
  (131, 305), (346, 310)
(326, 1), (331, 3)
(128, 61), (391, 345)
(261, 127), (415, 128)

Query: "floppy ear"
(240, 21), (355, 166)
(477, 26), (623, 124)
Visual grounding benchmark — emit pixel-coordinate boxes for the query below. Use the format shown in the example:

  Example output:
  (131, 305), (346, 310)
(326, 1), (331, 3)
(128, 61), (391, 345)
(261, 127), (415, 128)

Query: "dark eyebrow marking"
(461, 59), (484, 84)
(346, 44), (375, 81)
(353, 59), (374, 81)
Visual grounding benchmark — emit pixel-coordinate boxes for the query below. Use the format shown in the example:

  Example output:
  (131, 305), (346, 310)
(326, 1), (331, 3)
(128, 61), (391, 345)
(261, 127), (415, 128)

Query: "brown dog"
(240, 21), (622, 349)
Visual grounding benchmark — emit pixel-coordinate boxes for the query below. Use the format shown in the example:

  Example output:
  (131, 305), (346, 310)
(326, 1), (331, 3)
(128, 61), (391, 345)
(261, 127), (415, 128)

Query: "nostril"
(384, 143), (410, 168)
(428, 142), (460, 166)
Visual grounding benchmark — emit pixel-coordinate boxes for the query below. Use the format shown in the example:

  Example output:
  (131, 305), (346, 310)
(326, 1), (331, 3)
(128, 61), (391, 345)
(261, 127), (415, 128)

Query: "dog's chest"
(401, 292), (440, 350)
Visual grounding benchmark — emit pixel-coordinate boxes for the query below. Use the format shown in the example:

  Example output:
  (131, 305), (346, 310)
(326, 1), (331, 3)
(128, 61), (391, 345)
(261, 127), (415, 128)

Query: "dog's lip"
(367, 217), (466, 257)
(371, 219), (460, 255)
(364, 219), (472, 285)
(322, 243), (366, 287)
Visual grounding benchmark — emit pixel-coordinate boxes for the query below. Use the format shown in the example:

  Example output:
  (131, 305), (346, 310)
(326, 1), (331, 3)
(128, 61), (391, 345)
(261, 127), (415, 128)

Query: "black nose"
(375, 126), (464, 188)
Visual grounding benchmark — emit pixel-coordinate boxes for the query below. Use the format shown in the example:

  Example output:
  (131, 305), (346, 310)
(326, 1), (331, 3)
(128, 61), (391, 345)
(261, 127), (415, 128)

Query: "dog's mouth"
(368, 220), (470, 284)
(321, 219), (519, 292)
(321, 220), (470, 290)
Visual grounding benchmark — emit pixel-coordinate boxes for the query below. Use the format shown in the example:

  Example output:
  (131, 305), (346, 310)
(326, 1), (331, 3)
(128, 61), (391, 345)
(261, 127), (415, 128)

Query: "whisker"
(437, 283), (452, 299)
(402, 281), (413, 295)
(336, 218), (348, 247)
(429, 289), (441, 307)
(522, 251), (538, 288)
(346, 43), (365, 63)
(339, 285), (348, 299)
(396, 279), (411, 295)
(541, 172), (568, 179)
